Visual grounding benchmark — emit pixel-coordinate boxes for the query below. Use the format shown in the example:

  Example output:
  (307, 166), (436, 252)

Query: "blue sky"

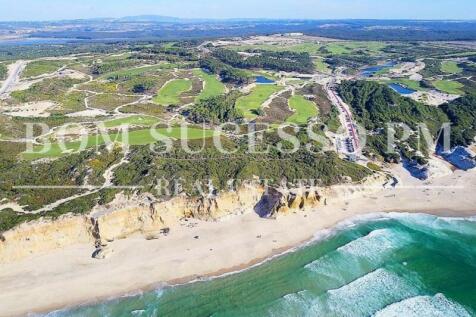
(0, 0), (475, 21)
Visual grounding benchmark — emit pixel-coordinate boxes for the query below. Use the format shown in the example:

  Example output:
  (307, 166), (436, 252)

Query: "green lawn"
(193, 69), (226, 101)
(23, 127), (218, 160)
(103, 115), (160, 128)
(324, 41), (386, 55)
(22, 60), (66, 78)
(287, 95), (319, 125)
(325, 43), (351, 55)
(314, 58), (331, 73)
(432, 80), (465, 95)
(102, 64), (167, 79)
(440, 61), (462, 74)
(236, 85), (283, 120)
(153, 79), (192, 105)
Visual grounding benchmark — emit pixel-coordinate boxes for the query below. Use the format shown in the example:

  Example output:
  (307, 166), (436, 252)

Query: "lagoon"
(255, 76), (275, 84)
(389, 83), (417, 95)
(361, 61), (396, 77)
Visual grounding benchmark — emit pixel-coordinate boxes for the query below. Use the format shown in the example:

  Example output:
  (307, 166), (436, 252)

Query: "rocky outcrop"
(254, 187), (322, 218)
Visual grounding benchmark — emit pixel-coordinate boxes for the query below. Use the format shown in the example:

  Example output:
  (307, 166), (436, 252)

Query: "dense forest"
(340, 81), (476, 162)
(113, 139), (372, 198)
(339, 81), (448, 162)
(212, 49), (314, 73)
(188, 92), (243, 124)
(440, 94), (476, 147)
(199, 58), (251, 84)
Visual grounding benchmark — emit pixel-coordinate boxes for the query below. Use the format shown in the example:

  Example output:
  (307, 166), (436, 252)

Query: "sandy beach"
(1, 166), (476, 317)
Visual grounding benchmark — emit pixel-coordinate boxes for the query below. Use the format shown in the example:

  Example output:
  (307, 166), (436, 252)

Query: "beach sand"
(0, 167), (475, 317)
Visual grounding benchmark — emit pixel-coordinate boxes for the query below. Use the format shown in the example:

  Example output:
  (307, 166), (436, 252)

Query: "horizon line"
(1, 16), (476, 23)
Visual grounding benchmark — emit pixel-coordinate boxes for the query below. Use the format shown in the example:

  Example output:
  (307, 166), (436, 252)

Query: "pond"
(255, 76), (275, 84)
(361, 61), (396, 77)
(388, 83), (417, 95)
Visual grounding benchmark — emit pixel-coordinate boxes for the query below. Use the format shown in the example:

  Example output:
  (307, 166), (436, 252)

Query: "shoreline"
(38, 210), (476, 317)
(1, 167), (476, 316)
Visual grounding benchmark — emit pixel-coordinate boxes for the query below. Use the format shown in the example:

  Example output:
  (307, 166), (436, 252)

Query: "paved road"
(325, 82), (360, 155)
(0, 60), (26, 96)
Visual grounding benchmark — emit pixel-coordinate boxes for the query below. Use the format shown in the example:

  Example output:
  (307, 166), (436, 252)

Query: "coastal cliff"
(0, 173), (386, 263)
(0, 184), (265, 263)
(0, 215), (94, 263)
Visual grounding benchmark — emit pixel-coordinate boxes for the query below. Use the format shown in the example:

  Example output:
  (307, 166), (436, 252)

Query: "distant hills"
(116, 15), (190, 23)
(2, 17), (476, 42)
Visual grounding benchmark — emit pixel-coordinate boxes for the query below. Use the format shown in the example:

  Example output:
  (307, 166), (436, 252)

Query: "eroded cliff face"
(0, 173), (386, 264)
(0, 185), (266, 263)
(96, 185), (264, 243)
(254, 187), (322, 218)
(0, 215), (94, 263)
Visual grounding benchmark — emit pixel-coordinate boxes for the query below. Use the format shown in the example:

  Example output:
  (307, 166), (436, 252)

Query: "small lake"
(361, 61), (396, 78)
(255, 76), (275, 84)
(388, 83), (417, 95)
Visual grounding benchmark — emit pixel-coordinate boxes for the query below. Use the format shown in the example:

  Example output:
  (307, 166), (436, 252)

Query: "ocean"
(44, 213), (476, 317)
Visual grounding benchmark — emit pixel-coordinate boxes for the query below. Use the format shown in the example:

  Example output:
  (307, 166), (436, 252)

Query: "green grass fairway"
(324, 42), (386, 55)
(287, 95), (318, 125)
(314, 58), (331, 73)
(23, 127), (217, 160)
(103, 115), (160, 128)
(193, 69), (226, 101)
(153, 79), (192, 105)
(22, 60), (66, 78)
(101, 64), (166, 79)
(236, 85), (283, 120)
(433, 80), (465, 95)
(325, 43), (351, 55)
(440, 61), (462, 74)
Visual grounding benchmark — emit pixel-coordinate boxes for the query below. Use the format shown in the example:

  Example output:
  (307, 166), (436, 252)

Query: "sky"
(0, 0), (475, 21)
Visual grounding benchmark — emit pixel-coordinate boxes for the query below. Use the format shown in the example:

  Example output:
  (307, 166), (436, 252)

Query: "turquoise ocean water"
(45, 213), (476, 317)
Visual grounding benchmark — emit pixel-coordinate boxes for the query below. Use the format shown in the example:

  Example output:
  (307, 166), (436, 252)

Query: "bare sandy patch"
(410, 90), (459, 106)
(4, 101), (56, 117)
(66, 108), (108, 117)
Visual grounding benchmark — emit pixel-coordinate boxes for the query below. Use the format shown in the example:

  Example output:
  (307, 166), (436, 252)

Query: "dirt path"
(18, 149), (131, 215)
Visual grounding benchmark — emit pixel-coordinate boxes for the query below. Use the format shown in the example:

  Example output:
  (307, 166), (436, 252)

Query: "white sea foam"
(304, 227), (412, 290)
(267, 290), (316, 317)
(374, 293), (473, 317)
(337, 228), (411, 260)
(270, 268), (423, 317)
(323, 268), (420, 317)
